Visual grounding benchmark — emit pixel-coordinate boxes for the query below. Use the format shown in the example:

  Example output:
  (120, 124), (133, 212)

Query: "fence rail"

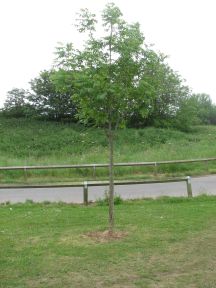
(0, 176), (193, 204)
(0, 157), (215, 171)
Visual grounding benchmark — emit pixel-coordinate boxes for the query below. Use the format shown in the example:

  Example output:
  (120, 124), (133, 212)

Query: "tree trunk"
(108, 121), (114, 233)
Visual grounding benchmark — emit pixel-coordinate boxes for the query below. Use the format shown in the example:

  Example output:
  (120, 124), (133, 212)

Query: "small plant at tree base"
(96, 191), (123, 206)
(25, 199), (34, 204)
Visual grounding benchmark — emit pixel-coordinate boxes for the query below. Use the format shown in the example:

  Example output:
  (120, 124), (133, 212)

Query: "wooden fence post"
(83, 181), (88, 205)
(186, 176), (193, 197)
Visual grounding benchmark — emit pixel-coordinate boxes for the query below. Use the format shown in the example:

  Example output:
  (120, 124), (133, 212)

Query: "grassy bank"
(0, 117), (216, 183)
(1, 196), (216, 287)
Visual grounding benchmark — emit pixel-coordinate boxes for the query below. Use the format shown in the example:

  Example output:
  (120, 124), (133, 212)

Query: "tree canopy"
(53, 4), (152, 128)
(3, 88), (30, 117)
(29, 70), (76, 121)
(2, 3), (215, 129)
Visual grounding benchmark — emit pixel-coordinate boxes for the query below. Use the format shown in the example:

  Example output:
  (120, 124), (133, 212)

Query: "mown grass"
(1, 116), (216, 183)
(1, 195), (216, 287)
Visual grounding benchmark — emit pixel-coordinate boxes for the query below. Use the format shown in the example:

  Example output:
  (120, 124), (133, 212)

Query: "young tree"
(53, 3), (153, 232)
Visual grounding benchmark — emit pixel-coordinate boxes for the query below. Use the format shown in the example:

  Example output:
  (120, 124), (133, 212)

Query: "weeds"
(96, 191), (123, 206)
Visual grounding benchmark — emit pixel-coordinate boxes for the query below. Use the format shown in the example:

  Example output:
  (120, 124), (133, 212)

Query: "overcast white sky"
(0, 0), (215, 108)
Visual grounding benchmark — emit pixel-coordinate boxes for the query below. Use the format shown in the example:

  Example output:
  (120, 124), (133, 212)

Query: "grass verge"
(1, 117), (216, 183)
(1, 195), (216, 287)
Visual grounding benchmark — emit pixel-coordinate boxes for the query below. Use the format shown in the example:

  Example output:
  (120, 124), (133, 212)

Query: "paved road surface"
(0, 175), (216, 204)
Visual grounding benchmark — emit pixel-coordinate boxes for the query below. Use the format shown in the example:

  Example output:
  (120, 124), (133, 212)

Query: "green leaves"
(102, 2), (123, 26)
(52, 3), (193, 130)
(75, 8), (97, 34)
(28, 70), (76, 121)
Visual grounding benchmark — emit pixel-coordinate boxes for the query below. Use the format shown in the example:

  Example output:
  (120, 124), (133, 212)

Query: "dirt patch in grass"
(84, 230), (128, 243)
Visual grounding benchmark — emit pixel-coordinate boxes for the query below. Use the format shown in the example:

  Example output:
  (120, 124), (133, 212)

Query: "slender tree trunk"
(108, 120), (114, 233)
(107, 21), (114, 234)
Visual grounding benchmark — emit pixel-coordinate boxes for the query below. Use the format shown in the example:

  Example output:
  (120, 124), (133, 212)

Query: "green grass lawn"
(1, 196), (216, 287)
(1, 117), (216, 183)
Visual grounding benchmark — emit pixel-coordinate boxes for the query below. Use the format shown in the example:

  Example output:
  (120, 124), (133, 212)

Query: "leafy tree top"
(53, 3), (153, 128)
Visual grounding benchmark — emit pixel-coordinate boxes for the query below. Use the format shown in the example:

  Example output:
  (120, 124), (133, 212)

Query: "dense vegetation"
(2, 85), (216, 130)
(0, 116), (216, 183)
(1, 4), (215, 130)
(1, 196), (216, 287)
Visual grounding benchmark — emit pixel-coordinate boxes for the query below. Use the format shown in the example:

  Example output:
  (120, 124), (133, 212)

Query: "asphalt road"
(0, 175), (216, 204)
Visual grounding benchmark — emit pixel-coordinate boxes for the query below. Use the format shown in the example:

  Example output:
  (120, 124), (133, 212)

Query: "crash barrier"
(0, 176), (193, 205)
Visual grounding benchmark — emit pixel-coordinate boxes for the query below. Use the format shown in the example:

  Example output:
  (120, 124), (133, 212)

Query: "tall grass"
(0, 117), (216, 183)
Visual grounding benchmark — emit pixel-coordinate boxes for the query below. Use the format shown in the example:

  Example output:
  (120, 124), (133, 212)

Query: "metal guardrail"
(0, 176), (193, 204)
(0, 157), (215, 171)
